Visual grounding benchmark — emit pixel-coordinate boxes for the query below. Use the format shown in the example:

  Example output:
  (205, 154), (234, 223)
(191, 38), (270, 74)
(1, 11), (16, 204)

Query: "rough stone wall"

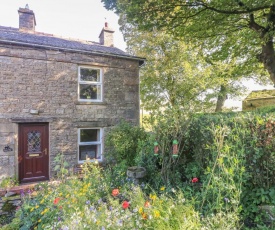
(0, 45), (140, 181)
(0, 120), (16, 181)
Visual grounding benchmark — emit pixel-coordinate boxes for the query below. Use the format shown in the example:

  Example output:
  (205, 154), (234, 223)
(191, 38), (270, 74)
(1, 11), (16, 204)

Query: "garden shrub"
(104, 107), (275, 228)
(135, 109), (190, 190)
(184, 107), (275, 227)
(104, 120), (149, 169)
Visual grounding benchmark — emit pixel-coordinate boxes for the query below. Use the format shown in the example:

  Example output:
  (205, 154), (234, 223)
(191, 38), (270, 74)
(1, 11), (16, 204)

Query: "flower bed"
(2, 163), (208, 230)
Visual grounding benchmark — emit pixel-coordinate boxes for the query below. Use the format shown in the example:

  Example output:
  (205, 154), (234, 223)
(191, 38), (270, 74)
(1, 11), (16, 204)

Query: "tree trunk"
(215, 85), (227, 112)
(249, 6), (275, 85)
(258, 40), (275, 85)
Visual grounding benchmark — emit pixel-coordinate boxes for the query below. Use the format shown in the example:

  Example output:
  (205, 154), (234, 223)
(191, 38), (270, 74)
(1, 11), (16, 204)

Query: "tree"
(102, 0), (273, 85)
(119, 16), (248, 113)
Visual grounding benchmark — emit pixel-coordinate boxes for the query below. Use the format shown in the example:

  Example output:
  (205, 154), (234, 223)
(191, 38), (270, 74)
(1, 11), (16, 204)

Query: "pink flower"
(122, 200), (130, 209)
(112, 188), (119, 197)
(144, 201), (150, 207)
(192, 177), (199, 183)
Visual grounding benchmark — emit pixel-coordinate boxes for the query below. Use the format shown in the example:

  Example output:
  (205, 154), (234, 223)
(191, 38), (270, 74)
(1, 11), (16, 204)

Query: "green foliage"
(53, 153), (70, 182)
(0, 177), (18, 189)
(103, 0), (273, 84)
(105, 121), (149, 167)
(184, 107), (275, 227)
(104, 106), (275, 227)
(119, 15), (249, 113)
(1, 209), (21, 230)
(134, 137), (163, 189)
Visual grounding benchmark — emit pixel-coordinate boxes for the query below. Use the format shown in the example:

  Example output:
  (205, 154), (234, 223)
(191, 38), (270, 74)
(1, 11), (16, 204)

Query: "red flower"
(144, 201), (150, 207)
(53, 197), (61, 205)
(122, 201), (130, 209)
(192, 177), (199, 183)
(112, 188), (119, 197)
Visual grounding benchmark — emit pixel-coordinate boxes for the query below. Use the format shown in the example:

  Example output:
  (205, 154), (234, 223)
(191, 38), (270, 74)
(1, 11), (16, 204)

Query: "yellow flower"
(154, 210), (160, 218)
(35, 205), (39, 209)
(32, 191), (38, 196)
(96, 220), (100, 225)
(160, 186), (165, 191)
(139, 207), (143, 214)
(38, 219), (41, 223)
(65, 194), (70, 198)
(150, 194), (157, 201)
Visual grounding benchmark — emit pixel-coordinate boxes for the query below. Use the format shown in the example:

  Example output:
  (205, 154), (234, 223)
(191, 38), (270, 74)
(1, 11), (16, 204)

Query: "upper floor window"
(78, 66), (102, 101)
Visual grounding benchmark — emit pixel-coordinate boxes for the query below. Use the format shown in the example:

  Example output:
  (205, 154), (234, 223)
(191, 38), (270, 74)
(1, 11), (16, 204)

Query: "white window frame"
(78, 66), (103, 102)
(78, 128), (103, 163)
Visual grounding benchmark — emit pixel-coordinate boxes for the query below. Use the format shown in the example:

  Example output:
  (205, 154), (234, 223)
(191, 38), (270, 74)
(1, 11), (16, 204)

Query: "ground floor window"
(78, 128), (103, 162)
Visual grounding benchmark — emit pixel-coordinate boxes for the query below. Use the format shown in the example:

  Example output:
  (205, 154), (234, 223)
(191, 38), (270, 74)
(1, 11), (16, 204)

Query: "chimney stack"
(18, 4), (36, 32)
(99, 22), (115, 47)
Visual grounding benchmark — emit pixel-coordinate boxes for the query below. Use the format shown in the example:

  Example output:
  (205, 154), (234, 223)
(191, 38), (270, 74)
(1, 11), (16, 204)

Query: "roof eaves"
(0, 38), (145, 66)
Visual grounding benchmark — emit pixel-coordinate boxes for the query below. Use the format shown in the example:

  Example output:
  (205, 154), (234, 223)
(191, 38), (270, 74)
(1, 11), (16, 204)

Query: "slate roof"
(0, 25), (144, 64)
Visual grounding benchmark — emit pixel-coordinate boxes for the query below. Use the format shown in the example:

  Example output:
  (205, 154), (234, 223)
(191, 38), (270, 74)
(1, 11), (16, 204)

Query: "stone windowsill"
(74, 101), (107, 105)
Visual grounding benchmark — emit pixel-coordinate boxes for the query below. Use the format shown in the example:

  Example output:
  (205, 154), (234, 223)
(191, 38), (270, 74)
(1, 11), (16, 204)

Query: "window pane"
(80, 129), (100, 142)
(27, 131), (41, 152)
(80, 68), (100, 82)
(79, 145), (101, 160)
(79, 84), (101, 100)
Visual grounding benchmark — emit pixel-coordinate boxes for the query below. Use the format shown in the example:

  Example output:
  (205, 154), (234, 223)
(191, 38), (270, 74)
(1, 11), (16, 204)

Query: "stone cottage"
(0, 6), (144, 183)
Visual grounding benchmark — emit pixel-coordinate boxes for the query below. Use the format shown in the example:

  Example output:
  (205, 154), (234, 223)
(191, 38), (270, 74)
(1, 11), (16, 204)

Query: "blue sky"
(0, 0), (126, 50)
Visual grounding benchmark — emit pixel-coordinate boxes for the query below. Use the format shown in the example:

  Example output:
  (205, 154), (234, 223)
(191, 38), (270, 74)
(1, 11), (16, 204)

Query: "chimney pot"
(99, 22), (115, 47)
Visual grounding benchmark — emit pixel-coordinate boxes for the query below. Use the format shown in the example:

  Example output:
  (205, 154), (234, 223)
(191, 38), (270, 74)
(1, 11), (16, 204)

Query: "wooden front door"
(18, 123), (49, 183)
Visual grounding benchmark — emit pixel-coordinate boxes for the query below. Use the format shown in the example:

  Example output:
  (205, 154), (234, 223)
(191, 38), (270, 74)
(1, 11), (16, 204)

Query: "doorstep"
(1, 182), (39, 196)
(9, 182), (39, 194)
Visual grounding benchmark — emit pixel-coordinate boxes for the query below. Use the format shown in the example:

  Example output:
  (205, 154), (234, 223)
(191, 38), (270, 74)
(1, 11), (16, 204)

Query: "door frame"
(18, 123), (49, 183)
